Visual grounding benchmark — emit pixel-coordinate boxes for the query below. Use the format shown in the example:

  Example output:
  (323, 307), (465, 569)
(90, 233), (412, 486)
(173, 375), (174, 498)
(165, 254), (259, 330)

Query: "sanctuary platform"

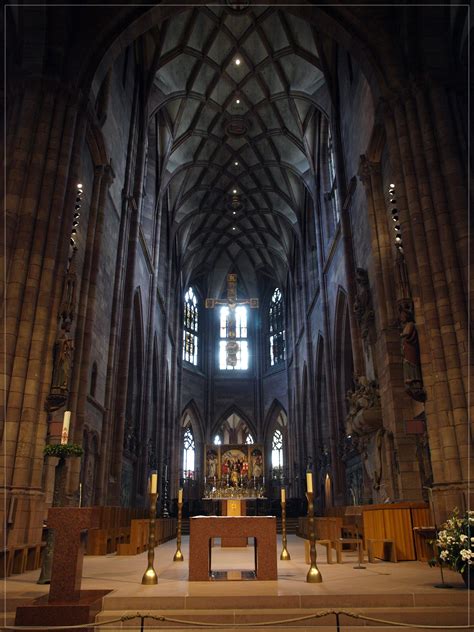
(3, 535), (471, 631)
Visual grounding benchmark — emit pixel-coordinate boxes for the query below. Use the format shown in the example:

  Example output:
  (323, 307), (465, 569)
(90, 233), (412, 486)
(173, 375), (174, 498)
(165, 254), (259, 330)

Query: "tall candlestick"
(78, 483), (82, 507)
(61, 411), (71, 445)
(150, 472), (158, 494)
(142, 489), (158, 584)
(306, 471), (313, 493)
(280, 486), (290, 560)
(174, 487), (184, 562)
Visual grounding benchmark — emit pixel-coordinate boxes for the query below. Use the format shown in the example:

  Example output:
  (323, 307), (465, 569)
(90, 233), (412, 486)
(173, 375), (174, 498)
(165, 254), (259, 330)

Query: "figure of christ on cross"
(206, 274), (259, 367)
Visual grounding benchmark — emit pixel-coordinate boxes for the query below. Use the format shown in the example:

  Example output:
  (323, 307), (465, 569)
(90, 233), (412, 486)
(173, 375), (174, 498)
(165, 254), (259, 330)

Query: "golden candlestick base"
(173, 548), (184, 562)
(305, 491), (322, 583)
(174, 500), (184, 562)
(280, 547), (291, 561)
(306, 564), (323, 583)
(142, 566), (158, 585)
(142, 492), (158, 585)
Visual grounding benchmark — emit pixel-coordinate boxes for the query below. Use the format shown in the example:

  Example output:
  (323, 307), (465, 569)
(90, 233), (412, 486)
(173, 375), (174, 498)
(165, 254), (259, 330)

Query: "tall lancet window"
(326, 128), (340, 226)
(183, 287), (198, 365)
(269, 288), (285, 366)
(183, 425), (195, 479)
(219, 305), (248, 370)
(272, 428), (284, 477)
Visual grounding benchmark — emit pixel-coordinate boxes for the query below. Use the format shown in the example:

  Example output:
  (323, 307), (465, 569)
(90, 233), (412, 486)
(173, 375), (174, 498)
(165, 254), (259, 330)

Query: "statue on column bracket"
(398, 300), (426, 402)
(353, 268), (375, 341)
(345, 375), (390, 502)
(45, 247), (77, 413)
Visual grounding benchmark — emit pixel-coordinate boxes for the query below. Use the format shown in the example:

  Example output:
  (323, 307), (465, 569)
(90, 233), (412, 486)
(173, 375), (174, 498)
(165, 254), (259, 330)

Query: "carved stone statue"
(353, 268), (374, 340)
(398, 301), (426, 402)
(51, 333), (74, 393)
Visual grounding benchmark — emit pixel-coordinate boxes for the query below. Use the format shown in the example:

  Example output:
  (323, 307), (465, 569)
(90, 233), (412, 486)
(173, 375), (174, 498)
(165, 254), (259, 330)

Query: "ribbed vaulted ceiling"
(152, 6), (325, 287)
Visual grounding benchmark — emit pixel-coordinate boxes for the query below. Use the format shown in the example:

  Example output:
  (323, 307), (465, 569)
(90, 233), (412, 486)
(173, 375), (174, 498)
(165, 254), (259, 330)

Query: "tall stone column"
(384, 89), (468, 519)
(1, 80), (86, 547)
(67, 164), (115, 498)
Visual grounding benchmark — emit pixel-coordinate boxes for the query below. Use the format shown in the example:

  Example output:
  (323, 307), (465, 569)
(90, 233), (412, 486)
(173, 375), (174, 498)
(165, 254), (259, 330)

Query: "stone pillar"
(358, 155), (423, 502)
(383, 88), (468, 519)
(2, 80), (86, 548)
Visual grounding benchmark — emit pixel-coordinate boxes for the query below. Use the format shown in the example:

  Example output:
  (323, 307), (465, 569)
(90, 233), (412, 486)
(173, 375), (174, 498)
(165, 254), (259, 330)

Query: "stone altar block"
(189, 516), (277, 581)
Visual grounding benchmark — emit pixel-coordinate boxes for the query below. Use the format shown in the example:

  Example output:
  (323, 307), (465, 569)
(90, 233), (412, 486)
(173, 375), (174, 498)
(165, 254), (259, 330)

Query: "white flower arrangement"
(430, 509), (474, 573)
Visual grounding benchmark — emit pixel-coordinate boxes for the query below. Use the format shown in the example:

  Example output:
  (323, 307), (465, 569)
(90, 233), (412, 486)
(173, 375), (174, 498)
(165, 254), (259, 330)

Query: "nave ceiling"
(144, 6), (327, 295)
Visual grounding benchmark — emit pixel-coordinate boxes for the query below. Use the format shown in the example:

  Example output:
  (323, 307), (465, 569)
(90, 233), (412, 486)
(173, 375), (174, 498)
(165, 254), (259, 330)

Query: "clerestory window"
(219, 305), (248, 370)
(269, 288), (285, 366)
(183, 287), (198, 365)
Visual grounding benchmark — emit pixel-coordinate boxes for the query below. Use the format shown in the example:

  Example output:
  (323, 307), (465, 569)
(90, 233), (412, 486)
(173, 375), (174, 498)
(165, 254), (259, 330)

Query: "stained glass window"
(327, 129), (340, 226)
(219, 305), (248, 370)
(269, 288), (285, 366)
(183, 287), (198, 365)
(272, 428), (283, 476)
(183, 426), (195, 478)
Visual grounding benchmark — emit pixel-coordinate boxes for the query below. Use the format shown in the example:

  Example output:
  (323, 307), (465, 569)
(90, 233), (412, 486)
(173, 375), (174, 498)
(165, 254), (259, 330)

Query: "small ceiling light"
(234, 161), (239, 166)
(235, 98), (240, 104)
(235, 58), (241, 66)
(233, 189), (237, 194)
(74, 212), (80, 218)
(389, 183), (395, 189)
(72, 220), (79, 227)
(77, 183), (83, 189)
(233, 211), (237, 215)
(232, 226), (236, 230)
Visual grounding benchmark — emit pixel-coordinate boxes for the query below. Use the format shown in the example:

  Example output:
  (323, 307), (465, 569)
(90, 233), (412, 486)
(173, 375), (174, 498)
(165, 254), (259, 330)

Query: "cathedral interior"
(2, 0), (471, 589)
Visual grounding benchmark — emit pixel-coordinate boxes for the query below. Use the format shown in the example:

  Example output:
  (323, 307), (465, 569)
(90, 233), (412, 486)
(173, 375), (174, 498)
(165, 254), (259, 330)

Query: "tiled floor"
(3, 534), (468, 602)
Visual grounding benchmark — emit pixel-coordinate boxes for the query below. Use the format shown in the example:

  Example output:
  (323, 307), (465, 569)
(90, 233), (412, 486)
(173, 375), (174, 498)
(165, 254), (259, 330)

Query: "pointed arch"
(213, 405), (256, 446)
(263, 399), (289, 484)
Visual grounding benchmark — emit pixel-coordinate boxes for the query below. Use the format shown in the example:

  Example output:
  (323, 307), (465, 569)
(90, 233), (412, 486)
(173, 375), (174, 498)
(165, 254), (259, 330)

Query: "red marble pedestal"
(16, 508), (109, 631)
(189, 516), (277, 581)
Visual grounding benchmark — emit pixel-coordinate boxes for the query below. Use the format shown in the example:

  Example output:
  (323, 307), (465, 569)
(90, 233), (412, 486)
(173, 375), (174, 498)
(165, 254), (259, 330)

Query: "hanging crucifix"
(205, 274), (259, 367)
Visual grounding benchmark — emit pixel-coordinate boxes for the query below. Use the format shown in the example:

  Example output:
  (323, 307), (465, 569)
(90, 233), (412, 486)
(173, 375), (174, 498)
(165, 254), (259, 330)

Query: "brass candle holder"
(280, 497), (291, 560)
(173, 499), (184, 562)
(141, 492), (158, 585)
(306, 491), (322, 583)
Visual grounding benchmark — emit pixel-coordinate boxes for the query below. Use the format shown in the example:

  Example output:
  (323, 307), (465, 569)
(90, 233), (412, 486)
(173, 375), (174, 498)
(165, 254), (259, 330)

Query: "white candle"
(150, 472), (158, 494)
(178, 488), (183, 504)
(79, 483), (82, 507)
(61, 410), (71, 444)
(306, 472), (313, 493)
(281, 488), (286, 503)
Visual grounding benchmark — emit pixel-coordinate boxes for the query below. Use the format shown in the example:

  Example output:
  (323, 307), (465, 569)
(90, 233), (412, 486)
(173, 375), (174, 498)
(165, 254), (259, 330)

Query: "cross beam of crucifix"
(205, 274), (259, 310)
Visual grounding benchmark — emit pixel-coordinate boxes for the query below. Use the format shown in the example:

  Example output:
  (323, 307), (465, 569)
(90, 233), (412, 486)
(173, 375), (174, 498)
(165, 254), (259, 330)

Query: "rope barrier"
(1, 609), (472, 630)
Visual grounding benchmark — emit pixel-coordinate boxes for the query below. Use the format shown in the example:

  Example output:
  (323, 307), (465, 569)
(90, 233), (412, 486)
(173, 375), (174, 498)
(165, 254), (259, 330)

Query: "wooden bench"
(367, 538), (397, 563)
(335, 538), (365, 564)
(0, 543), (45, 578)
(304, 539), (337, 564)
(117, 518), (178, 555)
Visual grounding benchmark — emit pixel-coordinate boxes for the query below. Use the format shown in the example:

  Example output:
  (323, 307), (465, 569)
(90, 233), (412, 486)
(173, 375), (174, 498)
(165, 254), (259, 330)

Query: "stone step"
(96, 606), (470, 630)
